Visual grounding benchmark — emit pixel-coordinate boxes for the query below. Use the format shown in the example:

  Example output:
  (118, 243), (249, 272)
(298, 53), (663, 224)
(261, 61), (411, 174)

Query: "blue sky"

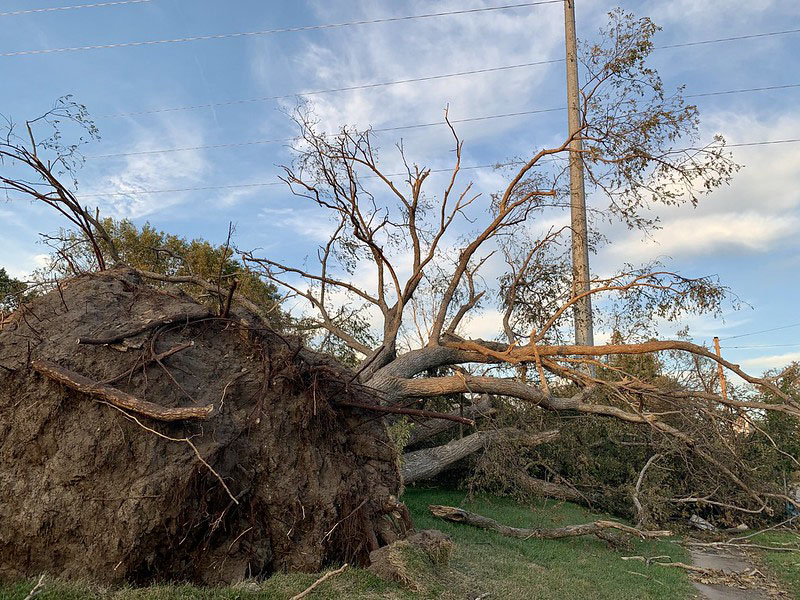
(1, 0), (799, 374)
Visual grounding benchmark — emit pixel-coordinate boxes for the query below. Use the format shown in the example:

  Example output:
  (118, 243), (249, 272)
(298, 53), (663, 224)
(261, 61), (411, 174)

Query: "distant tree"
(37, 219), (289, 329)
(0, 268), (28, 312)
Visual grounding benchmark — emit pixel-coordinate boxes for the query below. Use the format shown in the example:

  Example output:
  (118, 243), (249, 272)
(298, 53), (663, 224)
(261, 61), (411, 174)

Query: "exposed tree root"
(428, 505), (671, 541)
(32, 359), (213, 421)
(76, 305), (211, 345)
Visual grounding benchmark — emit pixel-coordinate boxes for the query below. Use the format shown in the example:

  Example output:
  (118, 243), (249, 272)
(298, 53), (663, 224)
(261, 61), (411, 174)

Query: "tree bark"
(32, 359), (213, 421)
(402, 428), (558, 484)
(517, 473), (584, 503)
(429, 505), (671, 540)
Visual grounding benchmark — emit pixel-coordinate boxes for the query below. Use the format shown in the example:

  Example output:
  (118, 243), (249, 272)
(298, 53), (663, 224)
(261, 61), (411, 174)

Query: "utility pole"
(563, 0), (594, 347)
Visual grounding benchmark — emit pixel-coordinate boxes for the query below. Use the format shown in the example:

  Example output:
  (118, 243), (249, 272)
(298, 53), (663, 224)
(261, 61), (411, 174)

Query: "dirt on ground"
(0, 268), (409, 585)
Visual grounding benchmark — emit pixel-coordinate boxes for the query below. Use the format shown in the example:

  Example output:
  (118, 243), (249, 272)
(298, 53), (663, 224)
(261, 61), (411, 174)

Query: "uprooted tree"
(1, 8), (799, 586)
(236, 10), (798, 520)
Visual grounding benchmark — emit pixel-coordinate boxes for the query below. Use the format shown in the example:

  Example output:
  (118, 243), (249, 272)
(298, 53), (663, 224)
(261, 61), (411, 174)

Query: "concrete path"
(689, 547), (771, 600)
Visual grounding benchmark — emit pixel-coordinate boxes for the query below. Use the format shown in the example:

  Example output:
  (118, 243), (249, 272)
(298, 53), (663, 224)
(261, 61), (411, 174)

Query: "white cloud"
(740, 351), (800, 373)
(600, 111), (800, 264)
(82, 115), (209, 219)
(254, 0), (568, 159)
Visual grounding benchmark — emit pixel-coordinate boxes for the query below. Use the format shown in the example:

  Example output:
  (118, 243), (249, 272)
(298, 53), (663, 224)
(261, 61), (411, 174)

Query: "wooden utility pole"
(713, 336), (728, 401)
(563, 0), (593, 347)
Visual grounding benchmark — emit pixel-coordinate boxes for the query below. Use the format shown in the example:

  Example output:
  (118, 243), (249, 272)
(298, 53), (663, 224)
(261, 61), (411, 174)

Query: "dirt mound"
(0, 269), (409, 585)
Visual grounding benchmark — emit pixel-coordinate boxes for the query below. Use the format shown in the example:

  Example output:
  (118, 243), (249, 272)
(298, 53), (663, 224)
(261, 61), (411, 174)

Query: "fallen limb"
(77, 304), (211, 345)
(428, 505), (671, 541)
(406, 395), (496, 446)
(22, 574), (45, 600)
(290, 563), (349, 600)
(621, 556), (715, 574)
(517, 473), (585, 503)
(32, 359), (213, 421)
(403, 429), (558, 485)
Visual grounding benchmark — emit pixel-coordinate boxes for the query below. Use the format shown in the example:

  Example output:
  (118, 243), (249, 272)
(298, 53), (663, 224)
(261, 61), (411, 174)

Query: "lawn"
(0, 487), (695, 600)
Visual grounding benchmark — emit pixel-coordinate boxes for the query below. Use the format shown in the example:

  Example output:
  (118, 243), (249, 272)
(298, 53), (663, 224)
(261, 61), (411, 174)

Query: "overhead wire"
(75, 132), (800, 198)
(75, 159), (534, 198)
(96, 59), (565, 119)
(0, 1), (561, 56)
(719, 323), (800, 341)
(1, 8), (797, 57)
(0, 0), (151, 18)
(85, 80), (800, 159)
(98, 81), (800, 120)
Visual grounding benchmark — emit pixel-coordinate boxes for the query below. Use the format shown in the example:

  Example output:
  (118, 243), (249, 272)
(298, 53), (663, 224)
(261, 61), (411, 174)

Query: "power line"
(73, 132), (799, 198)
(728, 138), (800, 148)
(97, 59), (564, 118)
(719, 322), (800, 341)
(0, 1), (560, 57)
(721, 343), (800, 349)
(3, 7), (797, 58)
(0, 0), (151, 18)
(86, 81), (800, 159)
(87, 106), (568, 158)
(686, 83), (800, 99)
(657, 28), (800, 50)
(99, 79), (800, 121)
(75, 159), (542, 198)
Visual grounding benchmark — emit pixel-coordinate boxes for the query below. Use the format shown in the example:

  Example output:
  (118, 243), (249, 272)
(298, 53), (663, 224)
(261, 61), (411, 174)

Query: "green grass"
(0, 488), (694, 600)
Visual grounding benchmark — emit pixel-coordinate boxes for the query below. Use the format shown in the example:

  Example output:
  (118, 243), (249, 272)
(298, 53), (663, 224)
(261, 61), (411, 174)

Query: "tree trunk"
(402, 428), (558, 485)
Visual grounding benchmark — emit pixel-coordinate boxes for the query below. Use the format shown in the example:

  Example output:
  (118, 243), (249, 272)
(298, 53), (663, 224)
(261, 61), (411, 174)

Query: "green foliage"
(38, 219), (288, 328)
(0, 268), (28, 312)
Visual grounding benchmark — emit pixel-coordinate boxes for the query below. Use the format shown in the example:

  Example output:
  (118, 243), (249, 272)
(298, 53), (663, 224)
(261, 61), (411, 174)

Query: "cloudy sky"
(1, 0), (798, 373)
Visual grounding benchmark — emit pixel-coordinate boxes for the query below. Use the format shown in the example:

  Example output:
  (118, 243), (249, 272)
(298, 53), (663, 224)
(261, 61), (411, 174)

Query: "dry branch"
(429, 505), (671, 541)
(77, 305), (211, 345)
(102, 341), (194, 384)
(406, 395), (495, 446)
(32, 359), (213, 421)
(290, 563), (349, 600)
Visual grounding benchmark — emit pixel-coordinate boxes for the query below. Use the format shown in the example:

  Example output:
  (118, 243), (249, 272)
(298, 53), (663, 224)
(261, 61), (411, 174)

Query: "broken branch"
(429, 505), (671, 541)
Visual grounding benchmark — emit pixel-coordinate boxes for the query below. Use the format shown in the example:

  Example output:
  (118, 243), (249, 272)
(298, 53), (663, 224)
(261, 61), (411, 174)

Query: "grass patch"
(1, 488), (694, 600)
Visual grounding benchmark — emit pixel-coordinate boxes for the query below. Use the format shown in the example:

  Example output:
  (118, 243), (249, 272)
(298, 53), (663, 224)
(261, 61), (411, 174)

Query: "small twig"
(100, 401), (238, 505)
(322, 498), (367, 542)
(102, 341), (193, 385)
(22, 574), (45, 600)
(289, 563), (349, 600)
(221, 278), (238, 318)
